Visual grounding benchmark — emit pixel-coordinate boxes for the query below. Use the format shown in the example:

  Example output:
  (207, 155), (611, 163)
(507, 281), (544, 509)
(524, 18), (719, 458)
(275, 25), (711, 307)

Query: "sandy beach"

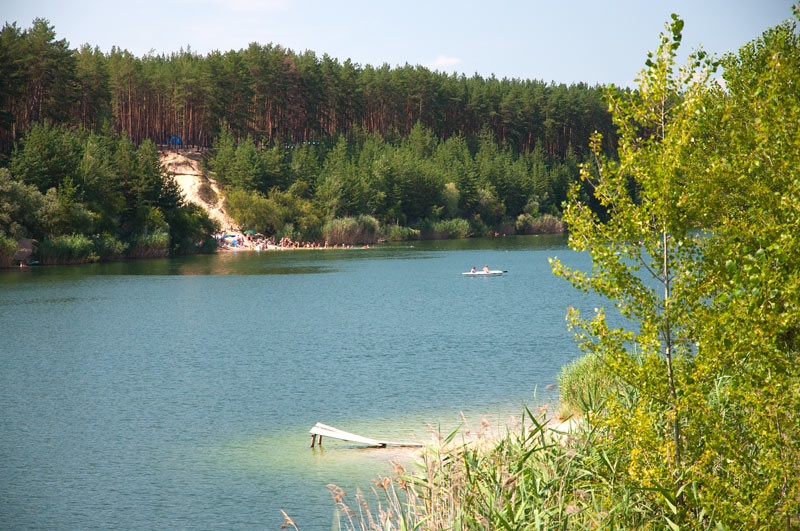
(161, 150), (355, 251)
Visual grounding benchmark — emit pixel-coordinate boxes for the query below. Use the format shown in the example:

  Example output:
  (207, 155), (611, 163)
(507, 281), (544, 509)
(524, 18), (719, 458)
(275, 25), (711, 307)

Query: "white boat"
(462, 269), (506, 276)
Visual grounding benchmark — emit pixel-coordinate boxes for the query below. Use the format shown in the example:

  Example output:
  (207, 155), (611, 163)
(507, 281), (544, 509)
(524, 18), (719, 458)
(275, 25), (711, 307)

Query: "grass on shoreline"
(318, 407), (662, 530)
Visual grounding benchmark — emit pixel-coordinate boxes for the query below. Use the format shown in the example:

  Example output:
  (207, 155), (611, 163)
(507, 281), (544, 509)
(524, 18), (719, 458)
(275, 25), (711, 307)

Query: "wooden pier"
(309, 422), (424, 448)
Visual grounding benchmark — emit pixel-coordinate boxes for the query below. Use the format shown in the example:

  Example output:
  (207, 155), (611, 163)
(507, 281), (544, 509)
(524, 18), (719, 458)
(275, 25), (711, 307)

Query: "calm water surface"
(0, 235), (599, 530)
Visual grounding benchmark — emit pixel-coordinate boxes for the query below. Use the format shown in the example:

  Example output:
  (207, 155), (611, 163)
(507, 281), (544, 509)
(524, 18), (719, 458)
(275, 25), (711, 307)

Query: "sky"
(3, 0), (795, 87)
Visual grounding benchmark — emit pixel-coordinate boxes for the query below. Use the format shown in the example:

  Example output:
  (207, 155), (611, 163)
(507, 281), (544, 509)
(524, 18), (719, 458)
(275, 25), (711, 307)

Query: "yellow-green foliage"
(550, 10), (800, 529)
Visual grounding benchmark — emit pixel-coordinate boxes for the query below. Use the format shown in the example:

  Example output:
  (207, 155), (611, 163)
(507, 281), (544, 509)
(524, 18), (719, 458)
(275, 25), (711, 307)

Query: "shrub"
(196, 180), (218, 206)
(517, 213), (566, 235)
(383, 223), (420, 241)
(91, 234), (128, 262)
(556, 353), (621, 419)
(127, 230), (170, 259)
(323, 215), (381, 245)
(423, 218), (470, 239)
(0, 232), (18, 268)
(36, 234), (96, 265)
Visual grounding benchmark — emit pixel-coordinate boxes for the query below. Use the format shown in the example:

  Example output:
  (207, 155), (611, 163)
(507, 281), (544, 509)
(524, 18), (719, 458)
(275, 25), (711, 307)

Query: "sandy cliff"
(160, 150), (235, 230)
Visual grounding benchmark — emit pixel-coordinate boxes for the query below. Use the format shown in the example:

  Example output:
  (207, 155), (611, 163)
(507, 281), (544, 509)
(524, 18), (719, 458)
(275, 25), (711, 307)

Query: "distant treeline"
(0, 18), (616, 158)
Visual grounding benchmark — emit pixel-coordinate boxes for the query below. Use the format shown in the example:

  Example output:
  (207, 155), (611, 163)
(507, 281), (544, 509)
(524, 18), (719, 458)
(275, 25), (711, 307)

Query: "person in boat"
(483, 265), (490, 273)
(470, 266), (477, 273)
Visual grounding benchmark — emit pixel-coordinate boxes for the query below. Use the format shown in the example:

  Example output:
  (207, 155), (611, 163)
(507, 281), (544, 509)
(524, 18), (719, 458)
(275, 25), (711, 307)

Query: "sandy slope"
(160, 150), (235, 230)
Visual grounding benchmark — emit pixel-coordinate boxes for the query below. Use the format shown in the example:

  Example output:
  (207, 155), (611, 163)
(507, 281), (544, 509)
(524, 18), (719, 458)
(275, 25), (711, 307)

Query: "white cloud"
(427, 54), (462, 71)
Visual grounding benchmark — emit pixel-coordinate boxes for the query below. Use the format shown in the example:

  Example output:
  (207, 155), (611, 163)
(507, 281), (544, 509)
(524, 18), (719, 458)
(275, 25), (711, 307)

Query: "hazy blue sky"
(4, 0), (795, 87)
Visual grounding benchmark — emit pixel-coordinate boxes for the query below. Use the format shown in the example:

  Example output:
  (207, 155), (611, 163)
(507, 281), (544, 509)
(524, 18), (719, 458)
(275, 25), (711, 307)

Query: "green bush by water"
(91, 234), (128, 261)
(36, 234), (96, 265)
(423, 218), (471, 240)
(0, 232), (17, 268)
(323, 216), (381, 245)
(127, 231), (170, 259)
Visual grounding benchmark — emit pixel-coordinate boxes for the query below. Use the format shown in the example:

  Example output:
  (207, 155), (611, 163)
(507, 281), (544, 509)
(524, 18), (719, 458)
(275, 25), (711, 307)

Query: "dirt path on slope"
(160, 150), (236, 231)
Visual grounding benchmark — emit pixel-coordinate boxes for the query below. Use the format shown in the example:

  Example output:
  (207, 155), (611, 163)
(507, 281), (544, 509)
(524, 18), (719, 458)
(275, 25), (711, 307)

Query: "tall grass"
(422, 218), (471, 240)
(92, 234), (128, 261)
(516, 213), (566, 235)
(322, 409), (672, 530)
(127, 230), (170, 259)
(383, 224), (421, 242)
(323, 215), (381, 245)
(556, 352), (620, 420)
(26, 234), (128, 265)
(36, 234), (96, 265)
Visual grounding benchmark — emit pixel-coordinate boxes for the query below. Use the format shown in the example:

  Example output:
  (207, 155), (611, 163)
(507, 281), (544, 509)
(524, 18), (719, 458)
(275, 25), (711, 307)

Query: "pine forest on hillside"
(0, 18), (619, 265)
(0, 19), (614, 156)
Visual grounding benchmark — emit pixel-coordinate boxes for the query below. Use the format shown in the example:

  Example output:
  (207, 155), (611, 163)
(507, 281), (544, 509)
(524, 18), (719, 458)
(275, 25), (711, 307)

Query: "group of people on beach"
(214, 231), (355, 251)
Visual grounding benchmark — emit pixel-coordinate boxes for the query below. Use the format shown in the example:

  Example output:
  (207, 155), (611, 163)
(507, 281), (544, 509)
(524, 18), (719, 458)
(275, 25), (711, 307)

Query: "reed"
(320, 400), (729, 530)
(36, 234), (96, 265)
(323, 409), (664, 530)
(556, 353), (619, 420)
(323, 215), (381, 245)
(126, 230), (170, 259)
(423, 218), (470, 240)
(383, 223), (420, 241)
(516, 213), (566, 235)
(91, 234), (128, 261)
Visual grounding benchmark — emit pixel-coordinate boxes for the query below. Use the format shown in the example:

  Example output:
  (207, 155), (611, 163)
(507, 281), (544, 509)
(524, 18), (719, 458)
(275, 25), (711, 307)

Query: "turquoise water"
(0, 235), (598, 530)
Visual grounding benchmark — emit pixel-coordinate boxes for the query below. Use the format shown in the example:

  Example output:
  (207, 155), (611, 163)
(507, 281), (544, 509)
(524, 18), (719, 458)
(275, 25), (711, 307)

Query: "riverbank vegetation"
(208, 123), (572, 243)
(318, 8), (800, 530)
(1, 18), (616, 265)
(0, 130), (218, 266)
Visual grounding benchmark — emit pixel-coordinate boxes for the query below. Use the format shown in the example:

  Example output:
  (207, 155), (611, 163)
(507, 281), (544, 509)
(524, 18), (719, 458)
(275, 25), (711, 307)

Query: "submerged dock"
(309, 422), (424, 448)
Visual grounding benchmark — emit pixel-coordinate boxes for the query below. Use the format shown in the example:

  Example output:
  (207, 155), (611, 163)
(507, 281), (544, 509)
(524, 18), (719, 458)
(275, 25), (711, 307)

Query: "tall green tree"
(551, 14), (716, 523)
(78, 132), (124, 233)
(16, 19), (77, 127)
(10, 121), (82, 192)
(553, 8), (800, 528)
(74, 44), (112, 131)
(0, 167), (44, 239)
(681, 11), (800, 526)
(228, 136), (265, 191)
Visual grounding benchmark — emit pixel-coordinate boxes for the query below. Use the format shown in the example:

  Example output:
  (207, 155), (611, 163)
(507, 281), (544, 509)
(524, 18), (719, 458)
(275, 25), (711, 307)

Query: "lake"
(0, 235), (599, 530)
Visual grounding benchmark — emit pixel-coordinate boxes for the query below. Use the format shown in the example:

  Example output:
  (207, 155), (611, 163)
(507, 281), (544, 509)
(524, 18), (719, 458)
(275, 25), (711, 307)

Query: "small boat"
(462, 269), (506, 276)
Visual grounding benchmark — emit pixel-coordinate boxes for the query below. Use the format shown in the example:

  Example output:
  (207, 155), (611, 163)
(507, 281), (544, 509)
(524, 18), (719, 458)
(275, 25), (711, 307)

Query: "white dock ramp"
(309, 422), (424, 448)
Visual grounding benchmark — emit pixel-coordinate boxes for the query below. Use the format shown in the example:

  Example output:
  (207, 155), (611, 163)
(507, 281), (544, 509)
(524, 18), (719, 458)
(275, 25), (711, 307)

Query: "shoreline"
(214, 230), (370, 252)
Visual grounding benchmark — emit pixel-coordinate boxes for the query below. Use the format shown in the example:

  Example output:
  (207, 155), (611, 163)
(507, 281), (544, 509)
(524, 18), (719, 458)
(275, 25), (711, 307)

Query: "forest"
(0, 18), (617, 265)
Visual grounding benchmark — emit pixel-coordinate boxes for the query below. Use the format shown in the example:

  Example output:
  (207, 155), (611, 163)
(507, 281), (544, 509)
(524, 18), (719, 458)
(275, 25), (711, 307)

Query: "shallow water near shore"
(0, 235), (599, 529)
